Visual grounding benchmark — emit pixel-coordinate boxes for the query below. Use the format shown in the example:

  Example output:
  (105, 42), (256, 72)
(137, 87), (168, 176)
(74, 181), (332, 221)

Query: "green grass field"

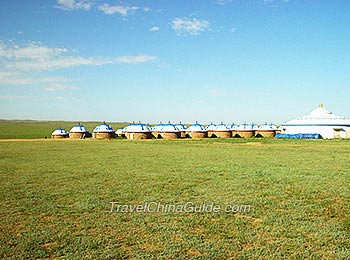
(0, 121), (350, 259)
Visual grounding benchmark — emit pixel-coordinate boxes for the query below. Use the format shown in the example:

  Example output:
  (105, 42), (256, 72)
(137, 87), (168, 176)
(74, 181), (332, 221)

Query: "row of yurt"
(114, 122), (279, 140)
(277, 104), (350, 139)
(51, 122), (115, 139)
(115, 122), (206, 140)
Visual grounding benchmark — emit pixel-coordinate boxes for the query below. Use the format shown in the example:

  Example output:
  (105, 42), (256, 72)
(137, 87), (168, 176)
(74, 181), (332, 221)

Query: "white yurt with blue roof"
(115, 127), (127, 138)
(236, 123), (258, 138)
(175, 122), (187, 138)
(214, 123), (232, 138)
(69, 123), (91, 139)
(51, 128), (69, 139)
(93, 122), (115, 139)
(151, 122), (164, 138)
(229, 123), (239, 137)
(153, 123), (180, 139)
(280, 104), (350, 139)
(255, 123), (277, 138)
(205, 123), (216, 138)
(186, 123), (208, 139)
(125, 123), (152, 140)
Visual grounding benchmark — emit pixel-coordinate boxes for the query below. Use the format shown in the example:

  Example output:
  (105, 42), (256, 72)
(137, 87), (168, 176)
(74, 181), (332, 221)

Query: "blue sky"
(1, 0), (349, 124)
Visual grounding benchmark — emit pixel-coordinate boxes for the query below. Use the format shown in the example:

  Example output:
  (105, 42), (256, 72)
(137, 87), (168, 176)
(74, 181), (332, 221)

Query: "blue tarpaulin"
(275, 133), (322, 139)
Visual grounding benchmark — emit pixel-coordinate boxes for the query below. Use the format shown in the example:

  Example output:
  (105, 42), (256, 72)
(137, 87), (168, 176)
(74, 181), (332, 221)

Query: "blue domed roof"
(215, 123), (230, 131)
(52, 128), (69, 136)
(70, 124), (89, 133)
(175, 123), (187, 131)
(228, 123), (238, 130)
(205, 123), (216, 131)
(158, 123), (180, 132)
(93, 123), (114, 133)
(188, 123), (206, 132)
(126, 123), (152, 133)
(258, 123), (277, 131)
(237, 123), (258, 131)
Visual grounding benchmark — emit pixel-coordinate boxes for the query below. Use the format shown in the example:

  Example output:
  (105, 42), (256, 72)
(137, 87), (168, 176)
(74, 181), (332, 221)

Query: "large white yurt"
(93, 122), (116, 139)
(279, 104), (350, 139)
(125, 123), (152, 140)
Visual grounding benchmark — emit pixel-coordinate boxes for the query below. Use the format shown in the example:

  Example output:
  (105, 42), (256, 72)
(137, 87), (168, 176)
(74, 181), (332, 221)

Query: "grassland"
(0, 120), (350, 259)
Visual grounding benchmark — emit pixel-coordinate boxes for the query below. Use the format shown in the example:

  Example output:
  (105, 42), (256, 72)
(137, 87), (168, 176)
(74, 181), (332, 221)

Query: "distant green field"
(1, 138), (349, 259)
(0, 120), (129, 139)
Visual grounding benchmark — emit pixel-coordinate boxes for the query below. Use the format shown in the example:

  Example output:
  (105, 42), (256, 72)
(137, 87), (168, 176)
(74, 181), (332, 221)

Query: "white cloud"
(149, 26), (160, 32)
(43, 84), (78, 91)
(98, 4), (139, 16)
(115, 55), (156, 64)
(231, 27), (237, 33)
(172, 17), (210, 35)
(0, 41), (155, 72)
(56, 0), (92, 11)
(0, 40), (157, 89)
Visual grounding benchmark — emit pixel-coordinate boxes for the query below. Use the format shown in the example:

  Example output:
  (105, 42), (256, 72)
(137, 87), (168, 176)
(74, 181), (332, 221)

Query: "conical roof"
(284, 104), (350, 126)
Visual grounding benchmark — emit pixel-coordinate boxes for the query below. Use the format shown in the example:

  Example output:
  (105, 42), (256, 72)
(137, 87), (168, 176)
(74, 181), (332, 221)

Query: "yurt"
(186, 123), (208, 139)
(229, 123), (238, 137)
(93, 122), (116, 139)
(115, 127), (127, 138)
(279, 104), (350, 139)
(69, 123), (91, 139)
(154, 123), (180, 139)
(214, 123), (232, 138)
(205, 123), (217, 138)
(51, 128), (69, 139)
(125, 123), (152, 140)
(151, 123), (164, 138)
(255, 123), (277, 138)
(236, 123), (258, 138)
(175, 122), (187, 138)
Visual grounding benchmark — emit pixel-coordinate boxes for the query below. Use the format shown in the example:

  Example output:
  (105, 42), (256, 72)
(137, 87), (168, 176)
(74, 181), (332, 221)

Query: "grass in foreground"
(0, 138), (350, 259)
